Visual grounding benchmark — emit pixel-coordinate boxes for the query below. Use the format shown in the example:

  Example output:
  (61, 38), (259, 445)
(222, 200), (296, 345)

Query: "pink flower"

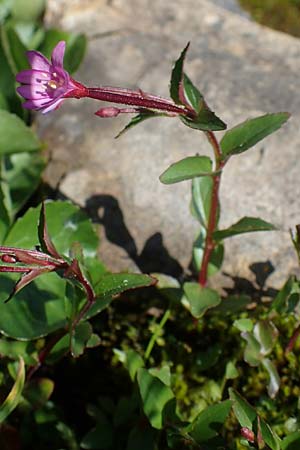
(16, 41), (191, 117)
(16, 41), (80, 114)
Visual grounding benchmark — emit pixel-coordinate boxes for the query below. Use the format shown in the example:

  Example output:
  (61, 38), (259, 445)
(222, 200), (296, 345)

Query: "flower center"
(48, 80), (59, 90)
(47, 72), (65, 92)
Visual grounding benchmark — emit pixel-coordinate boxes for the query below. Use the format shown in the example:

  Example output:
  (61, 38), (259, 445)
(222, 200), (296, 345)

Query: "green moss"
(239, 0), (300, 37)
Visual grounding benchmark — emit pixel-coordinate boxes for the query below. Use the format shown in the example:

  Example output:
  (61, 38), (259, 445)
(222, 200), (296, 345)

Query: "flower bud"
(95, 107), (120, 117)
(240, 427), (255, 443)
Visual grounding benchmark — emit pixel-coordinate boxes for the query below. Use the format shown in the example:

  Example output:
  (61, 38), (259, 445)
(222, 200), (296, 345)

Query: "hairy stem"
(198, 131), (225, 286)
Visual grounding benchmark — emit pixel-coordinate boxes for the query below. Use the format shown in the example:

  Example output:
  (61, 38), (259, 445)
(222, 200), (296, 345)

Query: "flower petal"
(16, 69), (51, 84)
(17, 85), (49, 100)
(40, 98), (64, 114)
(22, 99), (51, 110)
(51, 41), (66, 69)
(27, 50), (51, 71)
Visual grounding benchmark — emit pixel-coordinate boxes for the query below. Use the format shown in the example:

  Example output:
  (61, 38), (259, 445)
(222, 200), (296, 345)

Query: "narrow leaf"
(282, 432), (300, 450)
(182, 74), (203, 112)
(115, 112), (163, 138)
(220, 112), (290, 158)
(0, 357), (25, 423)
(229, 388), (256, 430)
(159, 156), (212, 184)
(213, 216), (276, 241)
(181, 102), (226, 131)
(271, 275), (297, 313)
(183, 282), (221, 318)
(170, 43), (190, 104)
(261, 358), (280, 399)
(191, 176), (213, 228)
(38, 202), (61, 258)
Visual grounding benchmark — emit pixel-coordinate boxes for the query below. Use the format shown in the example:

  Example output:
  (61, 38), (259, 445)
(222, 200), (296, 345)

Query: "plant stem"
(86, 87), (192, 116)
(144, 309), (171, 361)
(198, 131), (225, 286)
(285, 324), (300, 354)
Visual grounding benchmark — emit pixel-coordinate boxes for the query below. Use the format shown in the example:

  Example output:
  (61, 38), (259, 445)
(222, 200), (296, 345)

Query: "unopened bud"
(95, 107), (120, 118)
(240, 427), (255, 443)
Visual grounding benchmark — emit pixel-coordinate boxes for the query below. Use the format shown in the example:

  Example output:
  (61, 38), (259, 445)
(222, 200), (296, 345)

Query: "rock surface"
(39, 0), (300, 288)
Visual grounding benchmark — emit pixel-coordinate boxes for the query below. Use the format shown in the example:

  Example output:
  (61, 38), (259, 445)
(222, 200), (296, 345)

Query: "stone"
(39, 0), (300, 288)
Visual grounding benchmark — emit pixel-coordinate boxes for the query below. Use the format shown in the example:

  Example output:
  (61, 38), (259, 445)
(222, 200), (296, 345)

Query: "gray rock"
(39, 0), (300, 288)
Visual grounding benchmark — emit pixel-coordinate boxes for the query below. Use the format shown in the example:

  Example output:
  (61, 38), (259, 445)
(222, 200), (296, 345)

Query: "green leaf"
(182, 73), (203, 112)
(259, 420), (281, 450)
(189, 400), (232, 443)
(191, 176), (213, 229)
(253, 320), (278, 356)
(85, 273), (156, 320)
(0, 110), (40, 155)
(39, 29), (87, 74)
(1, 24), (29, 74)
(181, 102), (226, 131)
(5, 200), (99, 258)
(261, 358), (280, 399)
(0, 184), (10, 243)
(0, 30), (26, 119)
(220, 112), (290, 158)
(170, 42), (189, 104)
(213, 216), (276, 241)
(11, 0), (45, 22)
(193, 231), (224, 276)
(2, 151), (46, 218)
(0, 201), (99, 340)
(229, 389), (281, 450)
(159, 156), (212, 184)
(71, 321), (93, 357)
(0, 357), (25, 423)
(225, 361), (239, 380)
(282, 432), (300, 450)
(241, 332), (261, 366)
(125, 349), (144, 381)
(137, 368), (175, 429)
(86, 333), (101, 348)
(271, 275), (299, 313)
(233, 318), (253, 332)
(0, 338), (38, 365)
(24, 377), (54, 409)
(183, 282), (221, 318)
(149, 365), (171, 387)
(229, 388), (256, 430)
(115, 111), (163, 138)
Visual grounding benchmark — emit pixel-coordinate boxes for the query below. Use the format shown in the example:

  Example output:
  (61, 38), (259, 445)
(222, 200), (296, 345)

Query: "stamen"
(48, 80), (58, 90)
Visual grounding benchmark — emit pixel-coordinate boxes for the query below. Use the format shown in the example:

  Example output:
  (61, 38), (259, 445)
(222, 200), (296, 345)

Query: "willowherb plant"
(15, 40), (290, 316)
(0, 31), (298, 449)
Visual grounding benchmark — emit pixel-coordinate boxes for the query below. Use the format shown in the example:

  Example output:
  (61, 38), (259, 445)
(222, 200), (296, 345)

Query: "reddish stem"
(285, 325), (300, 354)
(198, 131), (225, 286)
(84, 86), (192, 116)
(26, 329), (67, 381)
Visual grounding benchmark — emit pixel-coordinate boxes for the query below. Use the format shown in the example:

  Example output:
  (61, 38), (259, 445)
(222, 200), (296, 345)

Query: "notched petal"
(27, 50), (51, 71)
(51, 41), (66, 69)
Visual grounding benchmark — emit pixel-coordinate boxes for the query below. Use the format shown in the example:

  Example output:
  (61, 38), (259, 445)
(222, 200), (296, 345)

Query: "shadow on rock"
(85, 194), (183, 278)
(223, 260), (278, 302)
